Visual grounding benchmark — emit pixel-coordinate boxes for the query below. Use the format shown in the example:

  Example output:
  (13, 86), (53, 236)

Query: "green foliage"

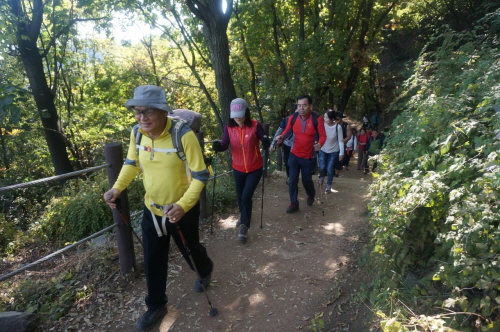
(3, 271), (91, 322)
(367, 10), (500, 330)
(37, 179), (113, 244)
(32, 175), (144, 246)
(205, 154), (237, 216)
(308, 312), (325, 332)
(0, 243), (118, 323)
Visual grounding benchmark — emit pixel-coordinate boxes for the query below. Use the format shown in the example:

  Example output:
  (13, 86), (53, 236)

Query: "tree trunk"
(9, 0), (74, 175)
(0, 129), (10, 170)
(338, 0), (373, 113)
(186, 0), (237, 127)
(294, 0), (306, 81)
(271, 1), (289, 86)
(234, 7), (263, 123)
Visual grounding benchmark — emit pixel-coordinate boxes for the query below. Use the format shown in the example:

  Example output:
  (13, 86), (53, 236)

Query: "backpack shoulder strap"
(169, 119), (193, 183)
(133, 124), (142, 155)
(311, 111), (319, 133)
(290, 112), (319, 133)
(290, 112), (299, 127)
(169, 119), (192, 161)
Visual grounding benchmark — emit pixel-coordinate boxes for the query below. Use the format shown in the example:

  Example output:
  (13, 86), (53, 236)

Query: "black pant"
(233, 167), (263, 228)
(141, 202), (213, 310)
(282, 144), (291, 177)
(342, 148), (353, 167)
(288, 153), (315, 205)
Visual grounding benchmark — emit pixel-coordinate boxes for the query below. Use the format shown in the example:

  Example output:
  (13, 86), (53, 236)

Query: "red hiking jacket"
(220, 119), (265, 173)
(281, 113), (326, 159)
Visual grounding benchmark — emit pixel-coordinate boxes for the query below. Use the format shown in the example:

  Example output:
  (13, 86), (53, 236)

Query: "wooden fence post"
(105, 142), (136, 274)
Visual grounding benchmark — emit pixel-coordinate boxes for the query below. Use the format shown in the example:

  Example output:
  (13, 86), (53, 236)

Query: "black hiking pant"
(141, 202), (213, 310)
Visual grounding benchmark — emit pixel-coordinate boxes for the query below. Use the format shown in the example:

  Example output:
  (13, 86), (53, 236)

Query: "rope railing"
(0, 224), (117, 282)
(0, 164), (110, 193)
(0, 210), (144, 282)
(0, 163), (232, 282)
(209, 170), (232, 181)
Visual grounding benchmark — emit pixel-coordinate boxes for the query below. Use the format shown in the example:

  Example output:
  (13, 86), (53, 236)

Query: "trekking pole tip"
(209, 307), (218, 317)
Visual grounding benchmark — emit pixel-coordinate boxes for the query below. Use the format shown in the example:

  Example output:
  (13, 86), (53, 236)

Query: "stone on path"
(0, 311), (39, 332)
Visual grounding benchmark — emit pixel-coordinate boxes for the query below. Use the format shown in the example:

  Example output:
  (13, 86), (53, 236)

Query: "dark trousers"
(288, 152), (315, 205)
(233, 167), (263, 228)
(141, 202), (213, 310)
(343, 148), (354, 168)
(282, 144), (291, 177)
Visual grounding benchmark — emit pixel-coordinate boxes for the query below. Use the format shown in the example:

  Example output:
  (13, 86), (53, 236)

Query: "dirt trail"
(46, 153), (375, 332)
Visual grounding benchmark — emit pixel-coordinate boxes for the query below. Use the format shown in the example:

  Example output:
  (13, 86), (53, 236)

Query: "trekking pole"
(210, 153), (217, 235)
(260, 148), (268, 230)
(316, 151), (324, 217)
(176, 225), (218, 317)
(107, 195), (144, 248)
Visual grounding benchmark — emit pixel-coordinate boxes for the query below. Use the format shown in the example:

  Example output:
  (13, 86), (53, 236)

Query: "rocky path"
(46, 157), (375, 332)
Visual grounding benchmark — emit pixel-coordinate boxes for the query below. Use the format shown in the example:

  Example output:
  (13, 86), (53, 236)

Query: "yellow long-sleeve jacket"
(113, 118), (209, 216)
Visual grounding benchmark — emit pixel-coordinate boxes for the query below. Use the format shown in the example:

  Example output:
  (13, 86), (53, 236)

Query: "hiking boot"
(135, 306), (167, 331)
(307, 196), (314, 206)
(325, 184), (332, 193)
(236, 219), (241, 227)
(318, 177), (324, 185)
(194, 271), (212, 293)
(286, 203), (299, 213)
(238, 224), (248, 241)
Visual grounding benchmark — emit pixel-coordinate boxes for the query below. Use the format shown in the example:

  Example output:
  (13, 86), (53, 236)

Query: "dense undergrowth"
(366, 10), (500, 332)
(0, 153), (237, 323)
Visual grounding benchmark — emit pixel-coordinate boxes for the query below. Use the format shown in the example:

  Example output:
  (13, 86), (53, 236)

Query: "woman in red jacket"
(212, 98), (270, 241)
(356, 128), (370, 170)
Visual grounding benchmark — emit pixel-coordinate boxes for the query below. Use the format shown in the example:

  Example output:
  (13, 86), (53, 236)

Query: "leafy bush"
(367, 10), (500, 331)
(35, 175), (144, 245)
(0, 243), (117, 323)
(205, 154), (237, 215)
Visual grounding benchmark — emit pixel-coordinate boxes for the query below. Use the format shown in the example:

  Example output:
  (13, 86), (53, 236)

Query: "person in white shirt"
(343, 127), (357, 170)
(318, 111), (344, 193)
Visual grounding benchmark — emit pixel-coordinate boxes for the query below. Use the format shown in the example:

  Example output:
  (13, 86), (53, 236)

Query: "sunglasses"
(133, 108), (158, 116)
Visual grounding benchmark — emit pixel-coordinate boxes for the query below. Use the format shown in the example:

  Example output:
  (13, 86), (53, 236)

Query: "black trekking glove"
(261, 136), (271, 150)
(212, 140), (222, 152)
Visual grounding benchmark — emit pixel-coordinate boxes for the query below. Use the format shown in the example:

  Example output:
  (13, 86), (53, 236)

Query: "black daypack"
(290, 111), (320, 137)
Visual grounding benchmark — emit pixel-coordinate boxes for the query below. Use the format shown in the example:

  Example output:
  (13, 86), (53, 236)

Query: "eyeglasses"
(133, 108), (157, 117)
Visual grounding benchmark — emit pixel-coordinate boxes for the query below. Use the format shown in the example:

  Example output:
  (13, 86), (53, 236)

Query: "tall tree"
(337, 0), (399, 113)
(7, 0), (74, 175)
(233, 3), (263, 123)
(185, 0), (236, 125)
(135, 2), (224, 130)
(4, 0), (111, 175)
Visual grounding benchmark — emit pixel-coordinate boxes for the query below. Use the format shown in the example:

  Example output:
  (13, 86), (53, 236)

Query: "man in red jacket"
(277, 95), (326, 213)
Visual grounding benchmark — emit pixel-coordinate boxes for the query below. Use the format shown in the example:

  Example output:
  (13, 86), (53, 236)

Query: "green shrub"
(205, 157), (237, 215)
(36, 175), (144, 245)
(367, 11), (500, 331)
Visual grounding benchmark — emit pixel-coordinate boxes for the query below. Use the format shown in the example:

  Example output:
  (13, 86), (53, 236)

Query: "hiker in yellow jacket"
(104, 85), (213, 331)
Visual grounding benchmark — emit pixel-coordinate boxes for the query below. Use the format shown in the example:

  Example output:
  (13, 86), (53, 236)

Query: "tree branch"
(41, 17), (108, 58)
